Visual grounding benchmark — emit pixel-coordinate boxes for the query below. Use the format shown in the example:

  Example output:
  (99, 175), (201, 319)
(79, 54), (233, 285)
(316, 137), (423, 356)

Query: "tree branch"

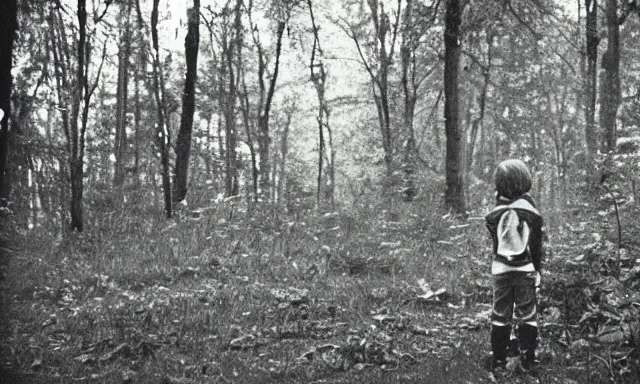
(619, 0), (639, 25)
(94, 0), (113, 24)
(349, 25), (381, 88)
(506, 0), (541, 39)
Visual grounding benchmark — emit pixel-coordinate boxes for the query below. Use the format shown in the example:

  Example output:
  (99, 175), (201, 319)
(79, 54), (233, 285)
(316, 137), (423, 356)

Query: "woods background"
(1, 0), (640, 383)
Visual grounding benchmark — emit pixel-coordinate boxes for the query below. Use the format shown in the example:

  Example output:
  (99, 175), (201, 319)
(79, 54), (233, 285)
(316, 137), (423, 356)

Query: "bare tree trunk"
(0, 0), (18, 207)
(444, 0), (466, 213)
(347, 0), (401, 179)
(307, 0), (331, 206)
(279, 112), (291, 206)
(584, 0), (598, 157)
(600, 0), (621, 153)
(252, 14), (286, 198)
(133, 51), (141, 180)
(220, 0), (242, 197)
(68, 0), (89, 232)
(114, 0), (132, 188)
(467, 34), (492, 176)
(151, 0), (172, 218)
(239, 64), (259, 202)
(173, 0), (200, 203)
(399, 0), (418, 201)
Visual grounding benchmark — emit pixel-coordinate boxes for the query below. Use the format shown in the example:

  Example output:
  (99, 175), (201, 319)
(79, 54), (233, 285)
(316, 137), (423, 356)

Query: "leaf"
(42, 315), (57, 328)
(30, 358), (42, 370)
(570, 339), (590, 351)
(100, 342), (133, 362)
(410, 325), (431, 336)
(229, 334), (255, 350)
(74, 353), (95, 364)
(417, 288), (447, 301)
(372, 314), (396, 323)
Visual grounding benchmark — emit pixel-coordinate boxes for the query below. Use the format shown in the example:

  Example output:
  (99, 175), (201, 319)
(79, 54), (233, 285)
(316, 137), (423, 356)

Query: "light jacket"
(485, 194), (544, 275)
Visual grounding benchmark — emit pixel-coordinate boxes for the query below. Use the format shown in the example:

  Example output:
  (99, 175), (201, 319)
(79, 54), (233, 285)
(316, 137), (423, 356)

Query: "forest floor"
(1, 194), (639, 383)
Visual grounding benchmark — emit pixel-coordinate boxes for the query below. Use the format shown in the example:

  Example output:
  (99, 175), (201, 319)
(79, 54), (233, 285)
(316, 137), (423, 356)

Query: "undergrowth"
(1, 183), (639, 383)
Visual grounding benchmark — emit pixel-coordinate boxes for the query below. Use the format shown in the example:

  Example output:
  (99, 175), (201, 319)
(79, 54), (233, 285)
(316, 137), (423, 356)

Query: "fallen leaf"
(74, 353), (95, 364)
(100, 342), (133, 362)
(417, 288), (447, 302)
(30, 358), (42, 370)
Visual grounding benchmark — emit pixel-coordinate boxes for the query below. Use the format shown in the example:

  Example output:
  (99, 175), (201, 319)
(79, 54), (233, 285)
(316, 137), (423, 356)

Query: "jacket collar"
(491, 197), (539, 215)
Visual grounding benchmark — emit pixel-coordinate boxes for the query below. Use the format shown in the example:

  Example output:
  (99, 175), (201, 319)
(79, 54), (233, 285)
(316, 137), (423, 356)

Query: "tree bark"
(70, 0), (88, 232)
(173, 0), (200, 203)
(113, 0), (132, 188)
(0, 0), (18, 206)
(600, 0), (621, 153)
(307, 0), (332, 206)
(348, 0), (401, 178)
(239, 63), (259, 202)
(151, 0), (172, 218)
(584, 0), (598, 157)
(254, 20), (286, 198)
(444, 0), (466, 213)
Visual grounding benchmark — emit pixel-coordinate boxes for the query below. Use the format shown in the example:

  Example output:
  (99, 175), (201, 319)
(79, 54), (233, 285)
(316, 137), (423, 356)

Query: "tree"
(48, 0), (108, 231)
(219, 0), (242, 197)
(584, 0), (598, 157)
(600, 0), (621, 153)
(173, 0), (201, 203)
(0, 0), (19, 206)
(113, 0), (133, 188)
(340, 0), (402, 177)
(248, 0), (287, 197)
(443, 0), (465, 212)
(151, 0), (172, 218)
(399, 0), (441, 199)
(600, 0), (639, 153)
(308, 0), (335, 207)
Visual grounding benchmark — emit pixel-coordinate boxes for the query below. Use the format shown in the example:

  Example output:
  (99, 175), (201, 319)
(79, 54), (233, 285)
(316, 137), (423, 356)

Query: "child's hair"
(494, 159), (532, 199)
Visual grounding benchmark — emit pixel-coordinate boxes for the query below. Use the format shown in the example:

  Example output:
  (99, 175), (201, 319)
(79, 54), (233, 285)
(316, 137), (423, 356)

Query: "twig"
(602, 182), (622, 276)
(506, 0), (541, 40)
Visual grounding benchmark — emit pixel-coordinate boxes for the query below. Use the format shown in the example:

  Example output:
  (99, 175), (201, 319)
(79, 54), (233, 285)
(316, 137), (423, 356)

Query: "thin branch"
(506, 0), (541, 39)
(88, 40), (107, 99)
(460, 49), (488, 71)
(388, 0), (402, 60)
(417, 89), (442, 150)
(350, 26), (381, 88)
(415, 61), (439, 89)
(94, 0), (114, 23)
(619, 0), (639, 25)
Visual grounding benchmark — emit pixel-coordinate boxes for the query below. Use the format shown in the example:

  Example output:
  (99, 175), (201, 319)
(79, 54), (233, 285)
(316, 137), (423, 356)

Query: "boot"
(517, 324), (538, 370)
(491, 325), (511, 370)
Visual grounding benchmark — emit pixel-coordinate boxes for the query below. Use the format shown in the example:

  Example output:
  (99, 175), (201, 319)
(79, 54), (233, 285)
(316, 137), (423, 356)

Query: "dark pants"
(491, 272), (538, 366)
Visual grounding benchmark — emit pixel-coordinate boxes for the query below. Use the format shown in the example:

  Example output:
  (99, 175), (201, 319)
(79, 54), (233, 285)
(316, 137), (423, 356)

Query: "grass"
(1, 190), (639, 383)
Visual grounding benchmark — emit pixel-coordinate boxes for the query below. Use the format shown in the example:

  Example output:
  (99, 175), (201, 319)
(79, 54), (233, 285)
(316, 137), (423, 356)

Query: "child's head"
(494, 159), (532, 199)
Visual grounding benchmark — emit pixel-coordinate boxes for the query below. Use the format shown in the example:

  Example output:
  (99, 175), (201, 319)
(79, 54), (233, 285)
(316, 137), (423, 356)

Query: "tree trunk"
(173, 0), (200, 203)
(239, 65), (259, 202)
(444, 0), (466, 213)
(600, 0), (621, 153)
(256, 22), (286, 198)
(220, 0), (242, 197)
(151, 0), (172, 218)
(69, 0), (89, 232)
(114, 0), (132, 188)
(0, 0), (18, 207)
(584, 0), (598, 156)
(133, 50), (141, 180)
(279, 112), (291, 205)
(467, 34), (492, 175)
(400, 0), (418, 201)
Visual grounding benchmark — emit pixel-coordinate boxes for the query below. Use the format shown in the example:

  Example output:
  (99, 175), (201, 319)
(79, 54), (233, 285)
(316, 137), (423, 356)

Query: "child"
(485, 159), (544, 372)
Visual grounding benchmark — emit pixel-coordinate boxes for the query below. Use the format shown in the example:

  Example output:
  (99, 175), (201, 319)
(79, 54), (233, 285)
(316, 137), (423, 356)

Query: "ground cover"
(1, 197), (639, 383)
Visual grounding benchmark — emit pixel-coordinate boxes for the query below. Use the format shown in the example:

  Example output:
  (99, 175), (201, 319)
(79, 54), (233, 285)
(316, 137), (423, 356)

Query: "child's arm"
(529, 217), (545, 272)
